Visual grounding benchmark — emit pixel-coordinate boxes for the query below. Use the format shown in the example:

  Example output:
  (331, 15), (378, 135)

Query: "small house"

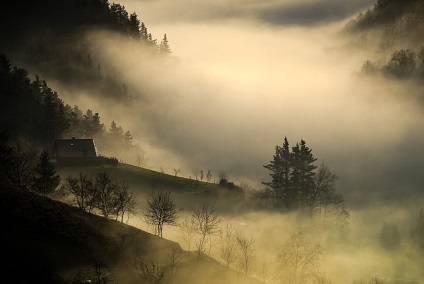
(53, 137), (98, 160)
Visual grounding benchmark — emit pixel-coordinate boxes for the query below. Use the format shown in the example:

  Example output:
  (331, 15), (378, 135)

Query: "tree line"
(61, 171), (137, 222)
(345, 0), (424, 33)
(361, 47), (424, 80)
(0, 53), (141, 160)
(1, 0), (171, 102)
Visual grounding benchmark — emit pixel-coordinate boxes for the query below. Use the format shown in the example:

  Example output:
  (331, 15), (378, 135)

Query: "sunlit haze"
(52, 0), (424, 206)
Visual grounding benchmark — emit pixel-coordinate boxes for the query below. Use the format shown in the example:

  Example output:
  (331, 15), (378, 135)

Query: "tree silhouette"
(159, 34), (171, 54)
(0, 130), (13, 184)
(62, 173), (95, 212)
(236, 232), (255, 277)
(33, 150), (61, 195)
(278, 232), (323, 284)
(191, 202), (222, 259)
(144, 191), (178, 237)
(263, 137), (317, 210)
(8, 145), (37, 189)
(263, 136), (292, 208)
(220, 224), (239, 268)
(115, 183), (137, 223)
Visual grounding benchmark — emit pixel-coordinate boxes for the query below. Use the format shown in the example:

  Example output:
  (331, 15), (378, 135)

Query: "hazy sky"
(68, 0), (424, 205)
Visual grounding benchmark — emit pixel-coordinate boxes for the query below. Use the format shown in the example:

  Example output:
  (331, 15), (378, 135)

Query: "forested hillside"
(0, 53), (142, 168)
(346, 0), (424, 36)
(0, 0), (170, 102)
(341, 0), (424, 84)
(0, 0), (165, 161)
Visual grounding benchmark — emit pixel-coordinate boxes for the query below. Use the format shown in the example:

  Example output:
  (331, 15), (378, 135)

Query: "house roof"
(54, 138), (98, 158)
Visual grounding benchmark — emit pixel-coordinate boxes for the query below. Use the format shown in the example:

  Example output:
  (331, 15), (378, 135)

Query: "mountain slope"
(0, 184), (260, 283)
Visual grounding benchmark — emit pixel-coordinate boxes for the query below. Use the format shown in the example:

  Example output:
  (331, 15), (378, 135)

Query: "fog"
(50, 3), (424, 278)
(47, 0), (422, 208)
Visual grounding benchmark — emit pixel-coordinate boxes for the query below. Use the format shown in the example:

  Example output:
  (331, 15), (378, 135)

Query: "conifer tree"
(263, 137), (291, 208)
(33, 150), (61, 195)
(159, 34), (171, 54)
(263, 138), (317, 210)
(129, 12), (141, 38)
(291, 140), (317, 208)
(140, 22), (149, 42)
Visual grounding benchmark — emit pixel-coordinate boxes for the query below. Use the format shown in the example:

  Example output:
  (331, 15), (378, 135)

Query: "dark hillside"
(0, 0), (160, 101)
(343, 0), (424, 84)
(345, 0), (424, 45)
(0, 185), (261, 283)
(0, 184), (172, 282)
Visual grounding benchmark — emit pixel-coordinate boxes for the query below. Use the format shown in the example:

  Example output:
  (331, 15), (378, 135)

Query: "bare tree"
(236, 232), (255, 277)
(278, 232), (323, 284)
(134, 259), (164, 284)
(93, 172), (119, 218)
(220, 224), (239, 268)
(115, 183), (137, 223)
(309, 163), (338, 214)
(168, 244), (183, 284)
(179, 217), (197, 250)
(191, 202), (222, 260)
(191, 168), (201, 180)
(206, 170), (212, 182)
(257, 260), (271, 284)
(144, 191), (178, 237)
(135, 154), (144, 167)
(311, 163), (350, 235)
(173, 168), (181, 177)
(62, 173), (95, 212)
(133, 143), (148, 167)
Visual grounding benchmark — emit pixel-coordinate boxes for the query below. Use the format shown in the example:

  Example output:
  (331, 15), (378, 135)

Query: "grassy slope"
(56, 163), (247, 214)
(0, 184), (261, 283)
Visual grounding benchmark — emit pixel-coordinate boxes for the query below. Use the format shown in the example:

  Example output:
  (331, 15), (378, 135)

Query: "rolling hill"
(0, 183), (261, 283)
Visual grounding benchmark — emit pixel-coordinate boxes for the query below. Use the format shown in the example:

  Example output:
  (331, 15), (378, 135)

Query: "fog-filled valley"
(1, 0), (424, 283)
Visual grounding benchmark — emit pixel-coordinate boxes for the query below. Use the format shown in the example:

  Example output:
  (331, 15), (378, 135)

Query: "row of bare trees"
(62, 172), (137, 222)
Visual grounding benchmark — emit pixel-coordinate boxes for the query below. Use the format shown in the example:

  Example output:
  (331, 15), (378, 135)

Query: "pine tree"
(292, 140), (317, 208)
(263, 137), (292, 208)
(109, 120), (124, 140)
(263, 137), (317, 210)
(129, 12), (141, 38)
(33, 150), (61, 195)
(159, 34), (171, 54)
(123, 130), (133, 149)
(140, 22), (149, 42)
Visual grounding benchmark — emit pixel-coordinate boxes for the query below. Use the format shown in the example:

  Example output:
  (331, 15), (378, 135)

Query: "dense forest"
(0, 0), (163, 162)
(0, 53), (141, 161)
(0, 0), (171, 101)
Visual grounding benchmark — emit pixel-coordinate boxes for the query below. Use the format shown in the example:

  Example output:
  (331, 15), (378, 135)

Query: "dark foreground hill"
(0, 184), (261, 284)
